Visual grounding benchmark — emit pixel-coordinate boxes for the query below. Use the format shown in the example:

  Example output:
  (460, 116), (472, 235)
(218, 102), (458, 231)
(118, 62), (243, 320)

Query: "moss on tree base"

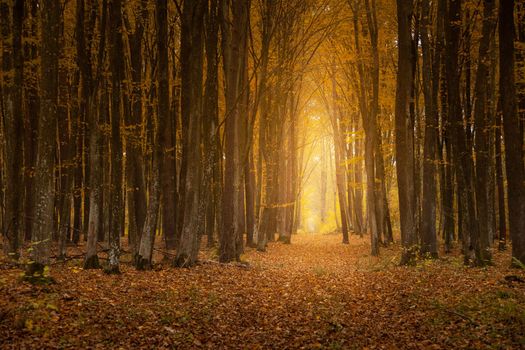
(24, 262), (55, 285)
(103, 265), (121, 275)
(83, 255), (101, 269)
(134, 256), (152, 270)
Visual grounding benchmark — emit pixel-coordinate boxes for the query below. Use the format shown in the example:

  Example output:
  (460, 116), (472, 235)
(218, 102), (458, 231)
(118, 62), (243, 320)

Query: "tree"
(472, 0), (497, 265)
(1, 0), (24, 260)
(174, 0), (206, 267)
(106, 0), (125, 274)
(26, 0), (60, 278)
(220, 0), (251, 263)
(499, 0), (525, 265)
(82, 0), (107, 269)
(395, 0), (417, 265)
(419, 0), (438, 258)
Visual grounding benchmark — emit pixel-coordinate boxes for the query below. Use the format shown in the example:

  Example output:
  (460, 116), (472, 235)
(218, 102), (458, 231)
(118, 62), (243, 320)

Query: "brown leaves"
(1, 234), (524, 349)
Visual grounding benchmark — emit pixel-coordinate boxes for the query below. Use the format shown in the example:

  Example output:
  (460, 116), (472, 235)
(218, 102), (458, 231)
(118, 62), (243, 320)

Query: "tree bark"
(395, 0), (418, 265)
(420, 0), (439, 258)
(499, 0), (525, 265)
(26, 0), (60, 277)
(106, 0), (125, 274)
(174, 0), (206, 267)
(472, 0), (497, 265)
(1, 0), (24, 260)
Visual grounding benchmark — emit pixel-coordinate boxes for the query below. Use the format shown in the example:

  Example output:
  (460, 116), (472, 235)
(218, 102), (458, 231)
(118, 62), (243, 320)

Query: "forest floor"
(1, 233), (525, 349)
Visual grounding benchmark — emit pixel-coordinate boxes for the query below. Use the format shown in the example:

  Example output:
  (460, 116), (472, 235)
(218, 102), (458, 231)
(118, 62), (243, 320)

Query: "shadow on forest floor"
(1, 234), (524, 349)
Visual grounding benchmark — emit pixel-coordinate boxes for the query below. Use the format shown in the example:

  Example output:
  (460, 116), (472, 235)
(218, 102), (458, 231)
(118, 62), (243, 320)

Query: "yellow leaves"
(24, 319), (34, 331)
(69, 266), (83, 274)
(46, 303), (58, 311)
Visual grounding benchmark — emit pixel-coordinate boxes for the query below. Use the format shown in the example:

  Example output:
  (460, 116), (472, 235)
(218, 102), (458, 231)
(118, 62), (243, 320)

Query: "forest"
(1, 0), (525, 348)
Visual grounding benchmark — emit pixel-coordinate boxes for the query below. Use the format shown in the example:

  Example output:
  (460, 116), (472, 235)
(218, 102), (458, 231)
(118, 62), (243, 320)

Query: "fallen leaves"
(1, 234), (524, 349)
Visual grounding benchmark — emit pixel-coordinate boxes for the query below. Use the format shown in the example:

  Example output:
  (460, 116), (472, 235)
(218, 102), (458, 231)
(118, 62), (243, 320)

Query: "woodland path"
(1, 234), (524, 349)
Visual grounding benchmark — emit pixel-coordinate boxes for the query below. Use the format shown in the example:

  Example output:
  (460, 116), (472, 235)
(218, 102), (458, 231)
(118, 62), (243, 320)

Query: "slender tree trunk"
(126, 0), (147, 257)
(174, 0), (206, 267)
(220, 0), (250, 262)
(26, 0), (60, 278)
(446, 0), (479, 265)
(203, 0), (220, 248)
(396, 0), (418, 265)
(1, 0), (24, 260)
(82, 0), (107, 269)
(420, 0), (438, 258)
(158, 0), (177, 253)
(23, 0), (39, 243)
(472, 0), (497, 265)
(499, 0), (525, 265)
(495, 102), (507, 250)
(106, 0), (125, 274)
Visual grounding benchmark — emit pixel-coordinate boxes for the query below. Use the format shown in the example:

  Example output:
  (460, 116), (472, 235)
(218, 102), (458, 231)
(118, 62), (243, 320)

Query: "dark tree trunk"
(220, 0), (250, 263)
(160, 1), (178, 252)
(472, 0), (497, 265)
(106, 0), (125, 274)
(445, 0), (479, 265)
(495, 103), (507, 250)
(395, 0), (418, 265)
(174, 0), (206, 267)
(1, 0), (24, 260)
(499, 0), (525, 265)
(23, 0), (39, 243)
(420, 0), (439, 258)
(126, 0), (147, 257)
(26, 0), (60, 277)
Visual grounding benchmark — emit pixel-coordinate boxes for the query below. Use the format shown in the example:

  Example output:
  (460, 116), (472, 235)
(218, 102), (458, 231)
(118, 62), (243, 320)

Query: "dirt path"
(1, 234), (524, 349)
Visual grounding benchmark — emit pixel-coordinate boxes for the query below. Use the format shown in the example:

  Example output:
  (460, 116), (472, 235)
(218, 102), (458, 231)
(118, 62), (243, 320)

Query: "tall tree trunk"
(23, 0), (39, 243)
(203, 0), (220, 248)
(135, 0), (169, 270)
(256, 0), (275, 252)
(245, 150), (256, 246)
(126, 0), (147, 257)
(396, 0), (418, 265)
(420, 0), (439, 258)
(446, 0), (479, 265)
(351, 1), (378, 251)
(162, 16), (179, 252)
(472, 0), (497, 265)
(26, 0), (60, 277)
(1, 0), (24, 260)
(106, 0), (125, 274)
(495, 102), (507, 250)
(174, 0), (206, 267)
(220, 0), (250, 262)
(499, 0), (525, 265)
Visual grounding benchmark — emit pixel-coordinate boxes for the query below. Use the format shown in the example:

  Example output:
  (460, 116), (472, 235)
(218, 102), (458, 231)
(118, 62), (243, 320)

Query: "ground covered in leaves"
(1, 234), (525, 349)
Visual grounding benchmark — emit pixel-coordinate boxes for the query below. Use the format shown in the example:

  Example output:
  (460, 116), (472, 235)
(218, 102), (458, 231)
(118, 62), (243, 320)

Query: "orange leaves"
(1, 234), (524, 348)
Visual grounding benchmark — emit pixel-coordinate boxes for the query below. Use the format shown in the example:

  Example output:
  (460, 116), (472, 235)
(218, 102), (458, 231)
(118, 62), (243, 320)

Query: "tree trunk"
(220, 0), (250, 263)
(472, 0), (497, 265)
(446, 0), (479, 265)
(499, 0), (525, 265)
(106, 0), (125, 274)
(126, 0), (147, 257)
(174, 0), (206, 267)
(420, 0), (438, 258)
(1, 0), (24, 260)
(26, 0), (60, 278)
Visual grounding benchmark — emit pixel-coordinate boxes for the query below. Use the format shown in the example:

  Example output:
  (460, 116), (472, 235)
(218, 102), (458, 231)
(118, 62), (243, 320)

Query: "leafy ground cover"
(1, 234), (524, 349)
